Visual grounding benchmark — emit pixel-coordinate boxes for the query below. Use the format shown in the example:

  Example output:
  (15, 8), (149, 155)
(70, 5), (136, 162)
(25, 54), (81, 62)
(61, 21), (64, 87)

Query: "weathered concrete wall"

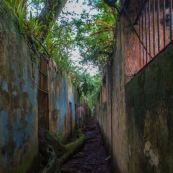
(111, 21), (128, 173)
(97, 12), (173, 173)
(96, 20), (128, 173)
(124, 23), (141, 83)
(48, 60), (79, 141)
(96, 62), (113, 155)
(126, 43), (173, 173)
(0, 3), (80, 172)
(0, 4), (38, 173)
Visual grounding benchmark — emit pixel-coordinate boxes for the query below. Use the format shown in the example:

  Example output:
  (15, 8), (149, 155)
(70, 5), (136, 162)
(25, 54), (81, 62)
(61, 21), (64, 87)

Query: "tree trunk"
(57, 133), (85, 168)
(37, 0), (68, 41)
(39, 128), (85, 173)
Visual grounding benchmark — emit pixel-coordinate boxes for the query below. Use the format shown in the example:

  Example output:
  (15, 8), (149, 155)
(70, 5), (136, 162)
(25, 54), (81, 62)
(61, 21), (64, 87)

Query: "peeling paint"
(0, 6), (38, 172)
(0, 3), (80, 172)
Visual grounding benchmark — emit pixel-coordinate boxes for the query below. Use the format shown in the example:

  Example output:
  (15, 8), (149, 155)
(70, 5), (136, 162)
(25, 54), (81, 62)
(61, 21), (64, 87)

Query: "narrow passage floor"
(62, 116), (111, 173)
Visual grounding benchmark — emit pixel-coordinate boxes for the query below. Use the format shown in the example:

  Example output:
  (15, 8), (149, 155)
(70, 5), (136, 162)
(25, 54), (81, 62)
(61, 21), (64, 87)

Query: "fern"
(3, 0), (25, 32)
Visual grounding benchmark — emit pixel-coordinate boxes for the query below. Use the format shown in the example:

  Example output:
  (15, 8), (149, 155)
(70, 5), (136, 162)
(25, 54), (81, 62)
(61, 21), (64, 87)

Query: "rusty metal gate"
(136, 0), (173, 66)
(123, 0), (173, 69)
(38, 56), (49, 130)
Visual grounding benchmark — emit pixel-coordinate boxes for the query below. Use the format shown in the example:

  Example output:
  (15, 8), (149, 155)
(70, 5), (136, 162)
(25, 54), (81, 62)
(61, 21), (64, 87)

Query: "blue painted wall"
(48, 61), (79, 139)
(0, 3), (80, 172)
(0, 5), (38, 173)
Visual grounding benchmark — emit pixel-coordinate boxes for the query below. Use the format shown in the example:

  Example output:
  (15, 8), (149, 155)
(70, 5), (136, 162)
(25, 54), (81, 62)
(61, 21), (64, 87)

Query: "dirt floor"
(61, 116), (111, 173)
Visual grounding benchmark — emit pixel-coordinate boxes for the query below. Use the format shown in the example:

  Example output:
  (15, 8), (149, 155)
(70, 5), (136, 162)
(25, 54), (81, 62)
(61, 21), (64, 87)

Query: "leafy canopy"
(3, 0), (118, 108)
(71, 0), (118, 69)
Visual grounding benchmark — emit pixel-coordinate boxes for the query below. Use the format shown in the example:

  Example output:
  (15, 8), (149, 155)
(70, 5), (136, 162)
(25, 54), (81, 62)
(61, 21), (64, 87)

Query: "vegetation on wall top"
(2, 0), (118, 109)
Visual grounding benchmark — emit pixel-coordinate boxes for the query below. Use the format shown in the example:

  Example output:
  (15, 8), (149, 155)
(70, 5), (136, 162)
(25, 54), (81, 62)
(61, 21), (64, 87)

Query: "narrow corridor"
(61, 116), (111, 173)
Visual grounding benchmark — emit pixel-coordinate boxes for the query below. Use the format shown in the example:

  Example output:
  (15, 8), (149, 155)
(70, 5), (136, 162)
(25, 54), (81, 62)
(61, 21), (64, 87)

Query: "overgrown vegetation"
(77, 72), (101, 109)
(72, 0), (118, 69)
(2, 0), (118, 109)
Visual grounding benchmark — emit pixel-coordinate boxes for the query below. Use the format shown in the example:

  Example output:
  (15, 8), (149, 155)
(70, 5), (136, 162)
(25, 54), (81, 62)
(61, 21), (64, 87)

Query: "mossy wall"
(96, 13), (173, 173)
(96, 60), (114, 156)
(0, 3), (38, 173)
(125, 43), (173, 173)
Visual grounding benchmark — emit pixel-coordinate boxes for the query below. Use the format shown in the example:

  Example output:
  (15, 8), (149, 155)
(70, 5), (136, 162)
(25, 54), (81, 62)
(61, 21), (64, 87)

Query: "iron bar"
(123, 6), (153, 63)
(148, 0), (151, 60)
(153, 0), (156, 56)
(142, 13), (145, 65)
(134, 0), (149, 24)
(124, 0), (173, 75)
(147, 4), (149, 63)
(170, 0), (173, 40)
(139, 17), (142, 67)
(157, 0), (160, 52)
(163, 0), (166, 46)
(145, 5), (148, 63)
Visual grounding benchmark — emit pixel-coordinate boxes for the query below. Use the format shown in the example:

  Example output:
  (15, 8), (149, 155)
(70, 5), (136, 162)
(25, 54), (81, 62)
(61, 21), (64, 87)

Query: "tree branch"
(37, 0), (68, 42)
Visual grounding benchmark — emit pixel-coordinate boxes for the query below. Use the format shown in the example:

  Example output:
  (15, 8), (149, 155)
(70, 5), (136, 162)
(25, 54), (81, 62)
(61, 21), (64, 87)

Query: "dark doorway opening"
(69, 102), (72, 135)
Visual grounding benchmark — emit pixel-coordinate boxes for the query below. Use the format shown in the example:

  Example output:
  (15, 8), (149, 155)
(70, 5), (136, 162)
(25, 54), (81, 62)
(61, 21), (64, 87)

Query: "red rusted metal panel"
(38, 56), (49, 130)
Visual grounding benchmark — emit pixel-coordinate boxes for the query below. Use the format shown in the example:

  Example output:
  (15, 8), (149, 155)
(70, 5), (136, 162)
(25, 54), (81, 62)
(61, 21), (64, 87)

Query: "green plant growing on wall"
(3, 0), (26, 32)
(2, 0), (39, 62)
(3, 0), (118, 75)
(3, 0), (44, 42)
(49, 130), (63, 143)
(26, 11), (43, 38)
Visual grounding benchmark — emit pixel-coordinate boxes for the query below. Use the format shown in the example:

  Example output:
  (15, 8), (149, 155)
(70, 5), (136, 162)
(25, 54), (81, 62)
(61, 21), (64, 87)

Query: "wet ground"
(62, 116), (111, 173)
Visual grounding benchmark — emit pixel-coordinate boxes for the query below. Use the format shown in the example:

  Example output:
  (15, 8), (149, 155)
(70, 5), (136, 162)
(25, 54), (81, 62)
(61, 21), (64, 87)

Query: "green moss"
(138, 72), (145, 88)
(15, 145), (38, 173)
(126, 40), (173, 173)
